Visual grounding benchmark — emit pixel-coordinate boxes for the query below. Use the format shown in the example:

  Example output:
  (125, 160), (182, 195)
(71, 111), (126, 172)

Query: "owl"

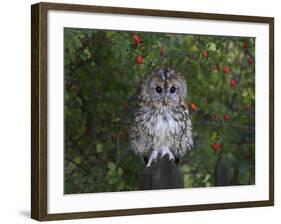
(130, 68), (193, 167)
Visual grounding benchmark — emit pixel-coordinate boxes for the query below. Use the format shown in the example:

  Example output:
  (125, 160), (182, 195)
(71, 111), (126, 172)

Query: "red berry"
(230, 78), (237, 87)
(224, 114), (231, 121)
(133, 34), (141, 44)
(135, 55), (143, 64)
(247, 57), (254, 65)
(202, 50), (209, 58)
(160, 47), (165, 56)
(243, 41), (249, 49)
(190, 102), (197, 111)
(223, 66), (230, 74)
(211, 143), (221, 153)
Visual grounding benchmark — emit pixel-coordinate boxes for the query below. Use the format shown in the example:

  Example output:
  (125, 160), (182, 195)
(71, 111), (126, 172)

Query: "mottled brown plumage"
(130, 68), (193, 167)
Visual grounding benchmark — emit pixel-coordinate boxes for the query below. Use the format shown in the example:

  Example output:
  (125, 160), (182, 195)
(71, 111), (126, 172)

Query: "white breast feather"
(145, 109), (179, 166)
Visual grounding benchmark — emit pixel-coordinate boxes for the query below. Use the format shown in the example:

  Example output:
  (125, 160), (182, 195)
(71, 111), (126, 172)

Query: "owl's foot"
(161, 147), (175, 161)
(146, 150), (159, 167)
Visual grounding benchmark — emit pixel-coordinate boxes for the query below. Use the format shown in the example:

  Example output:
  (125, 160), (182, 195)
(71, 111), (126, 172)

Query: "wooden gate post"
(215, 154), (230, 186)
(140, 155), (184, 190)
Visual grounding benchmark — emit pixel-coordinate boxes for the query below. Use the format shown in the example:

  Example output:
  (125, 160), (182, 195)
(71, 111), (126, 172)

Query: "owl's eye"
(170, 86), (176, 93)
(155, 86), (162, 93)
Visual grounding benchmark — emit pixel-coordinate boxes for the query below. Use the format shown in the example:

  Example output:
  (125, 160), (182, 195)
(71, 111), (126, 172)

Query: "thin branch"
(116, 147), (132, 166)
(65, 157), (90, 174)
(115, 134), (121, 163)
(193, 121), (254, 131)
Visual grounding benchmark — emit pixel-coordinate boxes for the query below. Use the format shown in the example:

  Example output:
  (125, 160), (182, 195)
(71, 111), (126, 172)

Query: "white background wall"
(0, 0), (279, 223)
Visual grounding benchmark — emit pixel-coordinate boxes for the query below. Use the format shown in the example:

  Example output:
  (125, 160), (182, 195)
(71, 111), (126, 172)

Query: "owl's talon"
(160, 147), (175, 161)
(160, 147), (168, 158)
(146, 150), (158, 167)
(168, 152), (175, 161)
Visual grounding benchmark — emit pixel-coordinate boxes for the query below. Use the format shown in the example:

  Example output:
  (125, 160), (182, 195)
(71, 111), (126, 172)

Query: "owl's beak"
(163, 97), (168, 105)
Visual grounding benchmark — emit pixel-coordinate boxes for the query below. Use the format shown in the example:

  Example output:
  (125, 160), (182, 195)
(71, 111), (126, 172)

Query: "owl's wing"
(172, 107), (193, 157)
(129, 104), (152, 156)
(129, 127), (151, 156)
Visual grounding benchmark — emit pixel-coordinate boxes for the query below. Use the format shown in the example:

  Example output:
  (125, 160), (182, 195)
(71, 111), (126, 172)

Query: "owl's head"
(143, 68), (187, 107)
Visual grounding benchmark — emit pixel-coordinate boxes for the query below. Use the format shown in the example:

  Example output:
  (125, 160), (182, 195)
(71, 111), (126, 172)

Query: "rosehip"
(160, 47), (165, 56)
(202, 50), (209, 58)
(230, 78), (237, 87)
(190, 102), (197, 111)
(223, 66), (230, 74)
(247, 57), (254, 65)
(224, 114), (231, 121)
(133, 34), (141, 44)
(243, 41), (249, 49)
(211, 143), (221, 153)
(135, 55), (143, 64)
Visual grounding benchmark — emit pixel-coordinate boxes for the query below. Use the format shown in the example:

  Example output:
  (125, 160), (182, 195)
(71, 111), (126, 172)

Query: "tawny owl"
(129, 68), (193, 167)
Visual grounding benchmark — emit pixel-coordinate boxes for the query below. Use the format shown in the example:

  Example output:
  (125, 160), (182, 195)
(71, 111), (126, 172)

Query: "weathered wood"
(215, 154), (230, 186)
(140, 155), (184, 190)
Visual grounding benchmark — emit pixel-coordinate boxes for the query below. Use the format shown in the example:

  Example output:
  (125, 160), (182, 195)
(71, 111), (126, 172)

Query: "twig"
(193, 121), (254, 131)
(116, 147), (132, 166)
(65, 157), (90, 174)
(115, 134), (121, 163)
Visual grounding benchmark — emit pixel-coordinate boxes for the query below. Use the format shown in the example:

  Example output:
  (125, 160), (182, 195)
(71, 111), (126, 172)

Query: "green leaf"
(117, 167), (123, 176)
(107, 162), (116, 171)
(96, 143), (103, 153)
(208, 42), (216, 51)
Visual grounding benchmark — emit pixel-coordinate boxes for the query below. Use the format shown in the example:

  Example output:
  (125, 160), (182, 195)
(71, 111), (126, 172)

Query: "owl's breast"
(146, 110), (179, 147)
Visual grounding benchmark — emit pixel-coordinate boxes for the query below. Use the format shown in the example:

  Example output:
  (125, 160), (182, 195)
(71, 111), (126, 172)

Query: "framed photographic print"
(31, 2), (274, 221)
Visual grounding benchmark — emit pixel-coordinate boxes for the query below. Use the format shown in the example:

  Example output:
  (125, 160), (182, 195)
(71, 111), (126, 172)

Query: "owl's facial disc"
(164, 84), (180, 106)
(146, 68), (187, 107)
(153, 83), (179, 106)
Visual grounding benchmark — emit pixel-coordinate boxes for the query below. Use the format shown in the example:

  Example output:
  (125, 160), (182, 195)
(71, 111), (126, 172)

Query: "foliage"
(64, 28), (255, 194)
